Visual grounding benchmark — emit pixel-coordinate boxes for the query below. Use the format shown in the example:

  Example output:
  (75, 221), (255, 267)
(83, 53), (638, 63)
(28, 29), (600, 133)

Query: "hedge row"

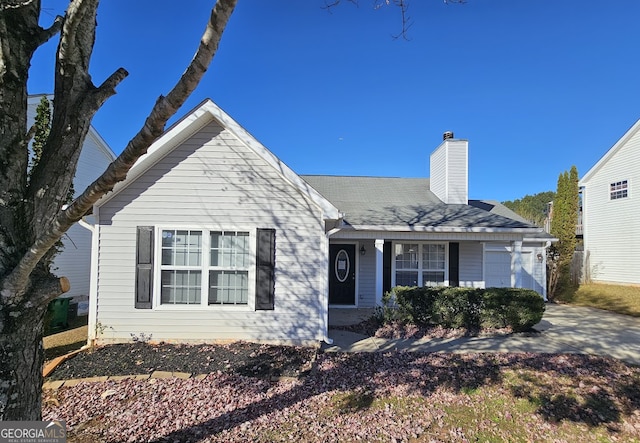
(375, 286), (545, 332)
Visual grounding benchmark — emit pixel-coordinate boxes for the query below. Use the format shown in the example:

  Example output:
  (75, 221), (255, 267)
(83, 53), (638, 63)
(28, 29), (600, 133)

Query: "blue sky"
(30, 0), (640, 202)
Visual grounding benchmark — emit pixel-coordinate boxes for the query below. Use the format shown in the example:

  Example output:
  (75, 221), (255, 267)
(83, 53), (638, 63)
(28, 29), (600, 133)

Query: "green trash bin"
(49, 298), (70, 331)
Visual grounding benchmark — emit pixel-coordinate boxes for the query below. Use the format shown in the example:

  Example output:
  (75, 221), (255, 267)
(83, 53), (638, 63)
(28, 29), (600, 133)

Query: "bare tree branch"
(35, 15), (63, 47)
(1, 0), (238, 306)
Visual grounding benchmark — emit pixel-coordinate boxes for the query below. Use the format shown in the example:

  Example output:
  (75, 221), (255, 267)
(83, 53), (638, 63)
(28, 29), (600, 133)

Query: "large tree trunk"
(0, 295), (48, 420)
(0, 0), (236, 420)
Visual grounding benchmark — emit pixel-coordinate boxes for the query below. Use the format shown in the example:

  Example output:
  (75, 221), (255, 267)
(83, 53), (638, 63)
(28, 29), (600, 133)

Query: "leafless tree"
(0, 0), (237, 421)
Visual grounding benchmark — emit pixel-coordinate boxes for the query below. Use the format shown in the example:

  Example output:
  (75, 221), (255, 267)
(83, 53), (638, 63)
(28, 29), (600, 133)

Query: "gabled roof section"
(95, 99), (340, 220)
(302, 175), (541, 233)
(580, 118), (640, 186)
(27, 94), (116, 161)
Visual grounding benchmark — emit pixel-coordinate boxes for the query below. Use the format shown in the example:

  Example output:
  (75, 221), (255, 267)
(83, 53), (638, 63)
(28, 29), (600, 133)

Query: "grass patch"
(558, 283), (640, 317)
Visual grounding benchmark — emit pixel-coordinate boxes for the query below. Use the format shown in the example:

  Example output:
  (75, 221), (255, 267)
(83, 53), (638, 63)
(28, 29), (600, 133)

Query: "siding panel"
(582, 128), (640, 284)
(96, 122), (328, 344)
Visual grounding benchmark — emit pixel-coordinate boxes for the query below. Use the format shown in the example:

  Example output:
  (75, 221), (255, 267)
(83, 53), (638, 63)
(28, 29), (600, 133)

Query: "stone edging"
(43, 372), (303, 391)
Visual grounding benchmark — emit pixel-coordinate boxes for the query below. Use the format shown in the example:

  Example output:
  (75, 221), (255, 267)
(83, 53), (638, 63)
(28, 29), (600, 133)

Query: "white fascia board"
(94, 103), (213, 208)
(342, 224), (543, 234)
(86, 126), (117, 161)
(523, 235), (558, 243)
(580, 118), (640, 186)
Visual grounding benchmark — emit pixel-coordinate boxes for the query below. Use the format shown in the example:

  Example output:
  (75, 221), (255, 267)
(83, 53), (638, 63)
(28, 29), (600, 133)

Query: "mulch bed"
(47, 320), (526, 381)
(47, 341), (317, 381)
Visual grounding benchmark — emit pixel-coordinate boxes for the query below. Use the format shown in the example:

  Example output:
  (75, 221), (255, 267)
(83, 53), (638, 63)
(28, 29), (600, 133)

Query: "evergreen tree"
(29, 96), (51, 176)
(503, 190), (555, 226)
(548, 166), (579, 298)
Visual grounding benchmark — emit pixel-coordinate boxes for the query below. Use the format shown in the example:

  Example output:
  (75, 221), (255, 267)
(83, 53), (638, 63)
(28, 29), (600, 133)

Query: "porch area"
(328, 308), (376, 327)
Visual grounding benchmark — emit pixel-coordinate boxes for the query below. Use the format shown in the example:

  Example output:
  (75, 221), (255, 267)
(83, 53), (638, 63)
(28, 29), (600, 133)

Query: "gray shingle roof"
(301, 175), (540, 230)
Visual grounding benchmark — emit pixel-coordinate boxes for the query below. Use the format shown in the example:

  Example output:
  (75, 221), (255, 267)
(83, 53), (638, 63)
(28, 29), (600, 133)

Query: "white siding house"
(579, 119), (640, 285)
(91, 100), (340, 345)
(90, 101), (550, 346)
(27, 95), (116, 304)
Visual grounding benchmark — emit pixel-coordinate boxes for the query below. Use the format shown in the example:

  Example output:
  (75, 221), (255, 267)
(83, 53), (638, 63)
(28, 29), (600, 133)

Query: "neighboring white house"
(89, 99), (551, 346)
(28, 95), (116, 306)
(579, 118), (640, 285)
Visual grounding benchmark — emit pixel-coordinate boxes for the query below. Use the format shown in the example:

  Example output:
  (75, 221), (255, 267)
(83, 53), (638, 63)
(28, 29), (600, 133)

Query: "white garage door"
(485, 250), (534, 290)
(485, 251), (511, 288)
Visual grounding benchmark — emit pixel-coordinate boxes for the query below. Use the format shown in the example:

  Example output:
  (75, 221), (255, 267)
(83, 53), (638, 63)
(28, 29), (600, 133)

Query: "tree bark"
(0, 295), (48, 420)
(0, 0), (237, 420)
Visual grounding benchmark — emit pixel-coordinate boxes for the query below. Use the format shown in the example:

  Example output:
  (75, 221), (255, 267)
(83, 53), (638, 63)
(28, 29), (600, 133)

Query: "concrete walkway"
(325, 304), (640, 366)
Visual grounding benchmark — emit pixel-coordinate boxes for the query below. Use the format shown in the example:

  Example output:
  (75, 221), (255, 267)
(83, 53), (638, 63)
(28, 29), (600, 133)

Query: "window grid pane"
(423, 271), (445, 287)
(209, 271), (248, 305)
(422, 244), (445, 270)
(161, 230), (202, 266)
(610, 180), (628, 200)
(161, 270), (201, 304)
(394, 243), (419, 269)
(210, 232), (249, 268)
(395, 243), (446, 288)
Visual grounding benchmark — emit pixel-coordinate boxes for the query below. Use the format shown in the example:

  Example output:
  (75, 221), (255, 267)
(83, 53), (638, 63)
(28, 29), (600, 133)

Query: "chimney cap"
(443, 131), (454, 141)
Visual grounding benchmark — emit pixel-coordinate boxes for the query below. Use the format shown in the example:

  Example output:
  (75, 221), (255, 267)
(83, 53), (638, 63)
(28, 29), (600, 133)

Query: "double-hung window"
(161, 230), (203, 305)
(209, 231), (250, 305)
(159, 229), (251, 306)
(610, 180), (628, 200)
(394, 243), (446, 287)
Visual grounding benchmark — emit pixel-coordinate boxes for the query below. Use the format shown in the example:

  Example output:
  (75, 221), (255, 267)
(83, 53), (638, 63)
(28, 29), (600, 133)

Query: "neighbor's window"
(160, 229), (250, 306)
(394, 243), (446, 287)
(610, 180), (628, 200)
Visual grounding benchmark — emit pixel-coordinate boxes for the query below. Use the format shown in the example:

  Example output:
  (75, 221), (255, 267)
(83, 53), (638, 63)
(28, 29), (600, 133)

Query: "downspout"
(322, 218), (343, 345)
(542, 240), (552, 301)
(73, 206), (99, 347)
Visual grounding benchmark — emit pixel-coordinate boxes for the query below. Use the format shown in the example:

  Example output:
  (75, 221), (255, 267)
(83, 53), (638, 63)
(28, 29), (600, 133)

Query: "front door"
(329, 244), (356, 305)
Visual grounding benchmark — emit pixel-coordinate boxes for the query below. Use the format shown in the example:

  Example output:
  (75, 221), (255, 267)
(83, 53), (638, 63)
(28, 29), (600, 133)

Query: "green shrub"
(481, 288), (546, 331)
(431, 287), (483, 329)
(379, 286), (545, 332)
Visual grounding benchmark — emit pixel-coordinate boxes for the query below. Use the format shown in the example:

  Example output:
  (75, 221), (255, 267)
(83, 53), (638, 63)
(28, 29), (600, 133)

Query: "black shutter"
(449, 242), (460, 287)
(135, 226), (154, 309)
(256, 228), (276, 310)
(383, 241), (392, 294)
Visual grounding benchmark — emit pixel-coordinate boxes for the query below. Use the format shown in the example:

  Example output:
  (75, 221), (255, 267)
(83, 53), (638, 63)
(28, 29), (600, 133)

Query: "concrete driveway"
(326, 304), (640, 366)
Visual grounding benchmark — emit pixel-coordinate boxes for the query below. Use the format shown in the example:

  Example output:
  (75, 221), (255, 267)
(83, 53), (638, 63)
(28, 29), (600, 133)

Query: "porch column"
(375, 239), (385, 306)
(511, 240), (523, 288)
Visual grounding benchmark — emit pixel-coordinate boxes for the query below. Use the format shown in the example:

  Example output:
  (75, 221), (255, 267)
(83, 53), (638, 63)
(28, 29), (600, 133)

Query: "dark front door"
(329, 244), (356, 305)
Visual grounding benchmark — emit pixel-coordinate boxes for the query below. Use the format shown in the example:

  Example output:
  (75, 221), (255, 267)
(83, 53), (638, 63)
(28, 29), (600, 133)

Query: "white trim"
(152, 225), (257, 311)
(511, 240), (523, 288)
(336, 225), (543, 234)
(95, 99), (340, 220)
(321, 232), (332, 343)
(374, 239), (384, 306)
(481, 242), (486, 289)
(580, 118), (640, 185)
(87, 206), (100, 343)
(328, 241), (359, 308)
(390, 241), (449, 287)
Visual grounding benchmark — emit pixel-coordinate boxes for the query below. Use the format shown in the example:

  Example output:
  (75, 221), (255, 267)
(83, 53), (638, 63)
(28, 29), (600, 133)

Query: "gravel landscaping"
(43, 342), (640, 442)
